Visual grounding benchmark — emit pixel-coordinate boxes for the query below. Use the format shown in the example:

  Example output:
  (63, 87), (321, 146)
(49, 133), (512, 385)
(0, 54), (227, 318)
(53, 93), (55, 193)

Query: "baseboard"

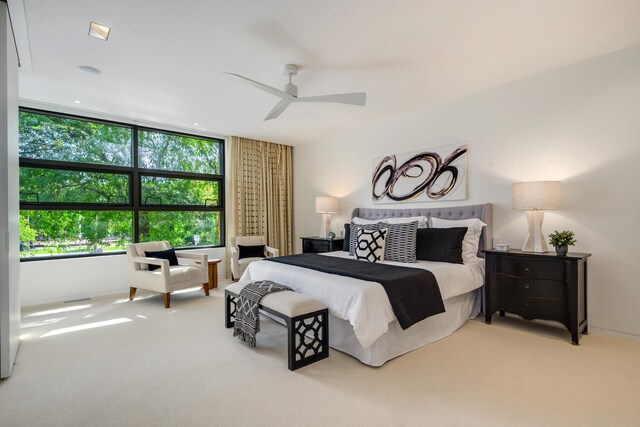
(21, 288), (129, 308)
(590, 326), (640, 342)
(22, 280), (232, 308)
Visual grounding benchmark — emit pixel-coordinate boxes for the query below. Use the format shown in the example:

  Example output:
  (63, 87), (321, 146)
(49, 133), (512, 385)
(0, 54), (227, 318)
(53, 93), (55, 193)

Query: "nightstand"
(483, 249), (591, 345)
(301, 236), (344, 253)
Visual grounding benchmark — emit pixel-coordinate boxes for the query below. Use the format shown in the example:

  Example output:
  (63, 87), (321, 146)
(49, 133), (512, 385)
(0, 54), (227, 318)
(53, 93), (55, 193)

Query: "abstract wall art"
(372, 143), (467, 203)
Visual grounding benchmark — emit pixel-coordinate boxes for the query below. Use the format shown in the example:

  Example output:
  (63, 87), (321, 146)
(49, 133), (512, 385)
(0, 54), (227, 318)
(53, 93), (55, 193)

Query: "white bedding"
(240, 251), (485, 349)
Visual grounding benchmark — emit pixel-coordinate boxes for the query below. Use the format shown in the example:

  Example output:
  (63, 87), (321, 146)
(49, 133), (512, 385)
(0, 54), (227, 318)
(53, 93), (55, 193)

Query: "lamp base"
(522, 210), (548, 253)
(319, 213), (332, 238)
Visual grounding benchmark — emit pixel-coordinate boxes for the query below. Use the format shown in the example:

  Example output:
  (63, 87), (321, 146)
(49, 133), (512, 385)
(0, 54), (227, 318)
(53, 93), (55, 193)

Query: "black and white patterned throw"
(233, 280), (292, 347)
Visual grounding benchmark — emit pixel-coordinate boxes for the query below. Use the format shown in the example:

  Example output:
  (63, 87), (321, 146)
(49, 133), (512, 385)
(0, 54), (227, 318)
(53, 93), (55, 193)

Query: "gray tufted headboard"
(351, 203), (493, 258)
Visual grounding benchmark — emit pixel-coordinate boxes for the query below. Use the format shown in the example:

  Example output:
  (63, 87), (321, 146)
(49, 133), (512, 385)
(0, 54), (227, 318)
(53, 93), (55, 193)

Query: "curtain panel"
(227, 136), (293, 274)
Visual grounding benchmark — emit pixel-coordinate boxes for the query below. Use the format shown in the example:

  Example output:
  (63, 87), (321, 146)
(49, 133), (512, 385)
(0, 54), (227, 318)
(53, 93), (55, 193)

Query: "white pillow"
(430, 217), (487, 264)
(352, 217), (381, 225)
(384, 215), (428, 228)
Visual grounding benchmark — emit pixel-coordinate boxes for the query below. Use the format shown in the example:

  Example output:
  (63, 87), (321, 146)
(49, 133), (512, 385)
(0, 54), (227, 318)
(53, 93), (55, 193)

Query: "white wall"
(20, 248), (228, 306)
(0, 2), (21, 378)
(293, 45), (640, 340)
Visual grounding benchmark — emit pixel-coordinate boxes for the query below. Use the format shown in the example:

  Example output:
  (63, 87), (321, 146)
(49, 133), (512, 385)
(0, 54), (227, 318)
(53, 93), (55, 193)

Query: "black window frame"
(19, 107), (225, 262)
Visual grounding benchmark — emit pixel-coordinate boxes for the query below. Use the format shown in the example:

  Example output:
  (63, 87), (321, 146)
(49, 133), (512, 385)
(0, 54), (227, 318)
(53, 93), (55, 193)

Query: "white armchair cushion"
(238, 257), (265, 266)
(166, 265), (206, 286)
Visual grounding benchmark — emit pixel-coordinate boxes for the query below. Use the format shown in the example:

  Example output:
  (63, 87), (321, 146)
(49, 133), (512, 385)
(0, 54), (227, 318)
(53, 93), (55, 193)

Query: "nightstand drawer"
(495, 292), (567, 321)
(494, 276), (566, 299)
(495, 257), (564, 280)
(301, 237), (344, 254)
(303, 239), (329, 253)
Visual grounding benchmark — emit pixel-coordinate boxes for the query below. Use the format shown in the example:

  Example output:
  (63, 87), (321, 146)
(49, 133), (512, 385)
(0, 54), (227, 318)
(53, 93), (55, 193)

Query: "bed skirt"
(329, 289), (481, 366)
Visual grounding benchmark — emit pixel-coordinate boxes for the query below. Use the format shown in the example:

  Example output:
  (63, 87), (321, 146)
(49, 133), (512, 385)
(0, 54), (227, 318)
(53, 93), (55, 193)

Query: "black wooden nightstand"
(483, 249), (591, 345)
(300, 236), (344, 253)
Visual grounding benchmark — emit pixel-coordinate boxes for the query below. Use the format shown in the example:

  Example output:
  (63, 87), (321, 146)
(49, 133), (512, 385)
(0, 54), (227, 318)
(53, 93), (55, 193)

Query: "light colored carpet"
(1, 283), (639, 427)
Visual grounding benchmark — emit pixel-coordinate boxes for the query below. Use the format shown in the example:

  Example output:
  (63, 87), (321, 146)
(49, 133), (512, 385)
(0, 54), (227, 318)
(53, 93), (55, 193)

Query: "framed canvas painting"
(372, 143), (467, 203)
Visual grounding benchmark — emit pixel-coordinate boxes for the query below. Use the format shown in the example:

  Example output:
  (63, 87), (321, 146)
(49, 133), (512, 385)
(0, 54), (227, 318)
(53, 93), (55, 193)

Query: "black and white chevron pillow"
(383, 221), (418, 263)
(356, 228), (388, 263)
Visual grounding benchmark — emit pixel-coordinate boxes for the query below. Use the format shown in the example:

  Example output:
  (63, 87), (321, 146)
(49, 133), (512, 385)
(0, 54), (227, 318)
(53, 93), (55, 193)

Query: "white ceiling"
(15, 0), (640, 145)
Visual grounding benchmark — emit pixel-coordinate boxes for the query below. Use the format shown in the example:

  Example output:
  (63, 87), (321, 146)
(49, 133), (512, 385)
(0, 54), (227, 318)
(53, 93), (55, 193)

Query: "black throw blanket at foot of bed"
(266, 254), (445, 329)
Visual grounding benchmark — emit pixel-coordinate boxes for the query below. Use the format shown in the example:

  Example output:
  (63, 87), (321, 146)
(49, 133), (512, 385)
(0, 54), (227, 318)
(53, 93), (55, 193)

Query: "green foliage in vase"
(548, 230), (577, 247)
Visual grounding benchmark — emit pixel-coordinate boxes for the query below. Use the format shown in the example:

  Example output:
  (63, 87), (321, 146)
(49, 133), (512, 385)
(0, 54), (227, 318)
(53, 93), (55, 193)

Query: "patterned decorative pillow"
(356, 228), (388, 263)
(383, 221), (418, 263)
(348, 222), (382, 256)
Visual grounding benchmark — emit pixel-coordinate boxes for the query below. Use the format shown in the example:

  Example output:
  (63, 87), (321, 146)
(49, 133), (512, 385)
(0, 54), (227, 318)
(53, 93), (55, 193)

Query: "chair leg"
(129, 287), (137, 300)
(202, 283), (210, 296)
(163, 293), (170, 308)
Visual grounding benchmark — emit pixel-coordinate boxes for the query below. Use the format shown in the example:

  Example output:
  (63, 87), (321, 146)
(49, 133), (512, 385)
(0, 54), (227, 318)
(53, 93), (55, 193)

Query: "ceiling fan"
(223, 64), (367, 120)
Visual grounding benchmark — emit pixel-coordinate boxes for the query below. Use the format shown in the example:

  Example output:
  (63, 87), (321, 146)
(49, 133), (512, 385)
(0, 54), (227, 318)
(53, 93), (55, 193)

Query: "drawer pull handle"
(524, 267), (530, 274)
(524, 283), (530, 289)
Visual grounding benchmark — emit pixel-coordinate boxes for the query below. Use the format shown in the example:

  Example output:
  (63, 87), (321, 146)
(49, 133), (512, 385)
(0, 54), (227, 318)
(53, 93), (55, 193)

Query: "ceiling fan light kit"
(223, 64), (367, 120)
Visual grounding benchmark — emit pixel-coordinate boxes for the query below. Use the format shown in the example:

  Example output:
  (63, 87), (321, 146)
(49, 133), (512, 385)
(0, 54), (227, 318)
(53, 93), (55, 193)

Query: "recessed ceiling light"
(78, 65), (101, 74)
(193, 123), (199, 126)
(74, 100), (81, 104)
(89, 22), (110, 41)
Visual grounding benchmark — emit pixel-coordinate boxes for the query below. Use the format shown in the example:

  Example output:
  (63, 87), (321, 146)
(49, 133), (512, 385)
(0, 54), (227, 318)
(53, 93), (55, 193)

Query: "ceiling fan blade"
(296, 92), (367, 106)
(222, 72), (293, 99)
(264, 99), (291, 121)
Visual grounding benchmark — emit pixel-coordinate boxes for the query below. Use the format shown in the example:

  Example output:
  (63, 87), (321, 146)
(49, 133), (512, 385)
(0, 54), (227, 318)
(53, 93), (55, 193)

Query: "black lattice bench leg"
(287, 308), (329, 371)
(225, 291), (237, 328)
(224, 285), (329, 371)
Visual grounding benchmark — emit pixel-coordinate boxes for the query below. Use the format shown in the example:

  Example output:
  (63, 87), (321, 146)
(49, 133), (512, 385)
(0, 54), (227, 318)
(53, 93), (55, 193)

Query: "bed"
(241, 203), (493, 366)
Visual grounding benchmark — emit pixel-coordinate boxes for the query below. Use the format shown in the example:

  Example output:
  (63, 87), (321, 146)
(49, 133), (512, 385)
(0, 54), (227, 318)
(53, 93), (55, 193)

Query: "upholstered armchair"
(126, 241), (209, 308)
(230, 236), (279, 280)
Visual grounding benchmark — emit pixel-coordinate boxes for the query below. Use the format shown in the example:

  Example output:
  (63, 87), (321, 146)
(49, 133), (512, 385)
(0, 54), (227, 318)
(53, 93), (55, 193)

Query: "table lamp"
(512, 181), (561, 253)
(315, 196), (339, 238)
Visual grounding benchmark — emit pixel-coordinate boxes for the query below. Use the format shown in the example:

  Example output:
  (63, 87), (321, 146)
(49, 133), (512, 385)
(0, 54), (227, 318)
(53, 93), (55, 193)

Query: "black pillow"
(343, 223), (351, 251)
(145, 248), (179, 271)
(238, 244), (266, 259)
(416, 227), (467, 264)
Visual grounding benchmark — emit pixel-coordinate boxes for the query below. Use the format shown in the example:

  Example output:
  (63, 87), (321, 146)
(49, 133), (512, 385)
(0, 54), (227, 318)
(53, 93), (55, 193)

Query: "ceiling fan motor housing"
(285, 82), (298, 97)
(283, 64), (299, 96)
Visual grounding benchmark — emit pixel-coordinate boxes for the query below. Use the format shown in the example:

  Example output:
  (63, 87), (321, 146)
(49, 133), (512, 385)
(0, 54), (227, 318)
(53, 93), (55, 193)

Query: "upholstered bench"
(225, 281), (329, 370)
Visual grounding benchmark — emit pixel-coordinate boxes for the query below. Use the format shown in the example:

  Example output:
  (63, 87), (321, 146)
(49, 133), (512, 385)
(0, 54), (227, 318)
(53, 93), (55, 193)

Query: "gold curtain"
(227, 136), (293, 272)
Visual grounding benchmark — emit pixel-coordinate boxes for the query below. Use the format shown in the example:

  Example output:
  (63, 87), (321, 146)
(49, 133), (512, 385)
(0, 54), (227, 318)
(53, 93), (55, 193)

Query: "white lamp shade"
(315, 196), (339, 214)
(512, 181), (561, 210)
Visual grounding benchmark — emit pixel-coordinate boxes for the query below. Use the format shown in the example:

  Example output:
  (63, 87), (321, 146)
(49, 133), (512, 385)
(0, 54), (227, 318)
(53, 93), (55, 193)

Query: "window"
(19, 109), (225, 260)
